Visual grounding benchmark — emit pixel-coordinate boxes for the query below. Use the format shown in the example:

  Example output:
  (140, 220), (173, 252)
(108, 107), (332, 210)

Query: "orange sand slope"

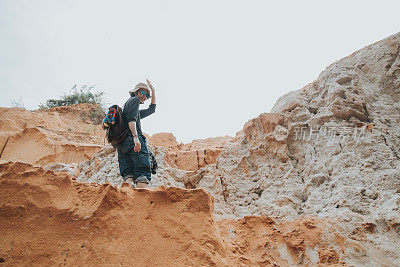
(0, 104), (104, 166)
(1, 162), (363, 266)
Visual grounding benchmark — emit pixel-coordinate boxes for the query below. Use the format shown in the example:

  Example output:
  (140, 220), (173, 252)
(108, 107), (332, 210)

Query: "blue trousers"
(117, 134), (151, 183)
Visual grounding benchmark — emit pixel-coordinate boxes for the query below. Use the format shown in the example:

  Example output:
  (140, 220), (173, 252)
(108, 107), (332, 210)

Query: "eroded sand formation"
(1, 32), (399, 266)
(0, 104), (104, 166)
(1, 162), (361, 266)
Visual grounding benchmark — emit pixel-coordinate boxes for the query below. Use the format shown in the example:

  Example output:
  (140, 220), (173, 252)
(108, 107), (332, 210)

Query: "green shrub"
(39, 85), (106, 125)
(39, 85), (105, 110)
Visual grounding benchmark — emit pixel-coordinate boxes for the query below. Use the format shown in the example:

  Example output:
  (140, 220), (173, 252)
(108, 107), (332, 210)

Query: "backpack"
(102, 105), (128, 148)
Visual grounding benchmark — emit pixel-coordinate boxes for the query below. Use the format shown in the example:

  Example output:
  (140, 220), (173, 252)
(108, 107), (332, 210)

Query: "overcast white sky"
(0, 1), (399, 143)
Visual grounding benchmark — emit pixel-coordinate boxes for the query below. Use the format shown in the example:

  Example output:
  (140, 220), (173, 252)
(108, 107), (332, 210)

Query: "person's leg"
(125, 177), (135, 188)
(117, 147), (136, 188)
(130, 135), (152, 187)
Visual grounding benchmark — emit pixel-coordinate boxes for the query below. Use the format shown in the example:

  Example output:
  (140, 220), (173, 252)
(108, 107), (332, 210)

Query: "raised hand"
(146, 79), (155, 92)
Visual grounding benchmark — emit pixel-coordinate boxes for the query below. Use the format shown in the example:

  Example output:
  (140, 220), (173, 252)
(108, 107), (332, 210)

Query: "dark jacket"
(122, 96), (156, 138)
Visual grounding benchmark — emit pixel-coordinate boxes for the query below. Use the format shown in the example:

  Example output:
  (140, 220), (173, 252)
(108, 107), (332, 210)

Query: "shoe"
(122, 177), (136, 188)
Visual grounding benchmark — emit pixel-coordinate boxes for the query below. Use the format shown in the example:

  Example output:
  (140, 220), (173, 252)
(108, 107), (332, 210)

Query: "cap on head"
(129, 82), (150, 97)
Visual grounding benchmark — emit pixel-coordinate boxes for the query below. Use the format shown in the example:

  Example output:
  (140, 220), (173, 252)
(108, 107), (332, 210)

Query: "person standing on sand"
(117, 79), (156, 188)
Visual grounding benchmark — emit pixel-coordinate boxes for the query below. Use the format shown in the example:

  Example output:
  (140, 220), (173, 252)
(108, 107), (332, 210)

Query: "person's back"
(117, 80), (157, 188)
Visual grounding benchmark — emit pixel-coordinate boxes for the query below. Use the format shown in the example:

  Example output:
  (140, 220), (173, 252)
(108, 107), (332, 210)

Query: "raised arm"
(147, 79), (156, 105)
(139, 79), (157, 119)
